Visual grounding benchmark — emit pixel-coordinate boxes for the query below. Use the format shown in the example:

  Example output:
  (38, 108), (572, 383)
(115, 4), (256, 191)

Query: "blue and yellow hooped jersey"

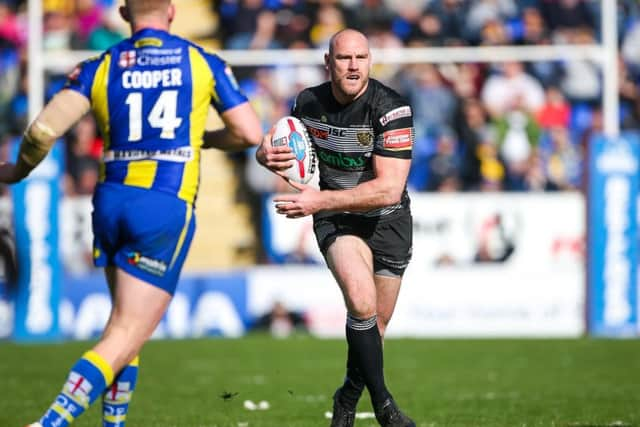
(65, 28), (248, 204)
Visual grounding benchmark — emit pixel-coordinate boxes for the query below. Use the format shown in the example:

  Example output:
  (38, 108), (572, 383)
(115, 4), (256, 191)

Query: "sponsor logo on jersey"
(118, 50), (137, 68)
(383, 128), (412, 150)
(328, 127), (346, 137)
(379, 106), (412, 126)
(134, 37), (163, 48)
(318, 148), (367, 170)
(104, 147), (194, 163)
(137, 54), (182, 66)
(357, 131), (374, 146)
(126, 252), (167, 276)
(307, 126), (329, 140)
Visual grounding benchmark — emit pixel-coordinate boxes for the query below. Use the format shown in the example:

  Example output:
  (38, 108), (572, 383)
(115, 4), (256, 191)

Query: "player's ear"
(168, 3), (176, 23)
(119, 5), (130, 23)
(324, 53), (329, 70)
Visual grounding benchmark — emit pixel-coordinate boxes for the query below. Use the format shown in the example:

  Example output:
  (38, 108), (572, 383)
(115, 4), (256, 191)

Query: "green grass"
(0, 336), (639, 426)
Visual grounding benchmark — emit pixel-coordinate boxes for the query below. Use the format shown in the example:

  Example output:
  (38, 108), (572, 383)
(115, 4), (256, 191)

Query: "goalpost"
(29, 0), (619, 137)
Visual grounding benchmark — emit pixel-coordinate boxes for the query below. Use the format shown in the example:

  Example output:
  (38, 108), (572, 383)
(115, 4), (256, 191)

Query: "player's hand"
(0, 162), (27, 184)
(255, 128), (295, 176)
(273, 180), (322, 218)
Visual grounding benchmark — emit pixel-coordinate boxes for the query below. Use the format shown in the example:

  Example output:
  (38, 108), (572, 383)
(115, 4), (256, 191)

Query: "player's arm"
(276, 154), (411, 217)
(202, 102), (262, 151)
(314, 154), (410, 211)
(0, 90), (90, 183)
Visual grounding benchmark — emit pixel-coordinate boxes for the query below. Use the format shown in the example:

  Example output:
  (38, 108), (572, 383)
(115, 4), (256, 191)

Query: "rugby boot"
(330, 389), (356, 427)
(374, 397), (416, 427)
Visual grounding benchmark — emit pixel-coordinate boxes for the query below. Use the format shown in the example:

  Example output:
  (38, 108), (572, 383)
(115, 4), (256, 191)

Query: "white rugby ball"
(271, 116), (316, 184)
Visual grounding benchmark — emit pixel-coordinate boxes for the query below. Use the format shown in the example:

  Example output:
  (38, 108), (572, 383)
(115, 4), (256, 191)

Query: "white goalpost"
(28, 0), (619, 136)
(29, 0), (619, 136)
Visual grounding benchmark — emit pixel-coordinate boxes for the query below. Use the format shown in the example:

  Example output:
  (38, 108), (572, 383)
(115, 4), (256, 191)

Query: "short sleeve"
(373, 101), (414, 159)
(63, 56), (102, 100)
(204, 53), (248, 113)
(290, 91), (304, 117)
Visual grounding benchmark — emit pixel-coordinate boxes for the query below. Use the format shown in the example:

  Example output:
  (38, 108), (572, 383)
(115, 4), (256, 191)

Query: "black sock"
(345, 314), (390, 409)
(338, 336), (365, 408)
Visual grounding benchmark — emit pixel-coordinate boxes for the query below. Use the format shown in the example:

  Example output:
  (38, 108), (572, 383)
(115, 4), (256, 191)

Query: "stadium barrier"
(587, 132), (640, 336)
(4, 132), (640, 340)
(1, 190), (588, 340)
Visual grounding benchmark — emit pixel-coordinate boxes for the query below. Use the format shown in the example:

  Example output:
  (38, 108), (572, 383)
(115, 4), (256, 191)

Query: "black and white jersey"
(292, 78), (414, 219)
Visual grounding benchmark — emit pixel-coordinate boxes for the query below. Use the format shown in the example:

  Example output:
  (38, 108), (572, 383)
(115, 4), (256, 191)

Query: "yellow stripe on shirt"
(91, 53), (111, 183)
(178, 47), (211, 203)
(91, 56), (111, 148)
(124, 160), (158, 189)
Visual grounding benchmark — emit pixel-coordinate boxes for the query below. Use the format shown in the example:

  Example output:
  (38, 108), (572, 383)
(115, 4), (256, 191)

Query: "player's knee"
(346, 302), (376, 321)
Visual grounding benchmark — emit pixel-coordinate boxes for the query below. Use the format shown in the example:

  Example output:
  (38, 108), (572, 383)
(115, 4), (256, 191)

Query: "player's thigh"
(109, 267), (172, 335)
(374, 273), (402, 336)
(325, 234), (377, 317)
(95, 267), (171, 369)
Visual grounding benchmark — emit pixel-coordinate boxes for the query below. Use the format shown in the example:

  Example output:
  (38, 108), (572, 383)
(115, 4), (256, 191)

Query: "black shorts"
(313, 212), (413, 277)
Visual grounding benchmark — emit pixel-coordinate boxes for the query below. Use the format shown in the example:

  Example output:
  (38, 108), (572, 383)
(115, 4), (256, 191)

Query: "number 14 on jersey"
(125, 90), (182, 141)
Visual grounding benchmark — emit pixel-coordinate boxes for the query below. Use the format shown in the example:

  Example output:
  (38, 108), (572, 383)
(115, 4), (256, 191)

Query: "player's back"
(66, 28), (246, 204)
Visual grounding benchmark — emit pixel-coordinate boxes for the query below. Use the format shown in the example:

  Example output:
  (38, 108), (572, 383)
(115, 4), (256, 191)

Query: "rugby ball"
(271, 116), (316, 184)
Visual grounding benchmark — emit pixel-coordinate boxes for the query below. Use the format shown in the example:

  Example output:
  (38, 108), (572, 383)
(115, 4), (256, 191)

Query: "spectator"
(400, 61), (457, 154)
(540, 0), (594, 35)
(252, 301), (308, 338)
(87, 5), (126, 50)
(465, 0), (518, 43)
(425, 127), (461, 192)
(455, 97), (495, 190)
(493, 95), (541, 190)
(558, 28), (601, 104)
(537, 85), (571, 129)
(481, 61), (545, 117)
(540, 126), (582, 191)
(309, 3), (346, 48)
(423, 0), (468, 45)
(65, 115), (101, 196)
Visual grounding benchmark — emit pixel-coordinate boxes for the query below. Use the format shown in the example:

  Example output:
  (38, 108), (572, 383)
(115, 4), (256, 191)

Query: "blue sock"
(40, 350), (114, 427)
(102, 356), (139, 427)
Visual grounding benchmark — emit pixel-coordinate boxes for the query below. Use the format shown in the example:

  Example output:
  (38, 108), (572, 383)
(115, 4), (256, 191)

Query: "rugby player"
(1, 1), (262, 426)
(256, 29), (416, 427)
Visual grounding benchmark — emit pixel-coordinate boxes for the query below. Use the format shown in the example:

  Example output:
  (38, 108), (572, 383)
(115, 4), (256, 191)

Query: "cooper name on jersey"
(122, 68), (183, 89)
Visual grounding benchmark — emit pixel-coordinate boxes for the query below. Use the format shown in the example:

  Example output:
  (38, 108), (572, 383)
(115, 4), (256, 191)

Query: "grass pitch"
(0, 336), (638, 426)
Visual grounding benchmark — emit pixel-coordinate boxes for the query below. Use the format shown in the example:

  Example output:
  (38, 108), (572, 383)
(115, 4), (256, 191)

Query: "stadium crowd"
(1, 0), (640, 194)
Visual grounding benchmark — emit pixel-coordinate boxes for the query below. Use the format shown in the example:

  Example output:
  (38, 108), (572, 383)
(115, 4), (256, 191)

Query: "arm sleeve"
(205, 53), (249, 113)
(373, 98), (414, 160)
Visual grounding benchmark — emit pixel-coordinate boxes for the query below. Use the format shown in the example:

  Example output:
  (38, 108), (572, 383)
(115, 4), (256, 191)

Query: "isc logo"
(329, 128), (346, 137)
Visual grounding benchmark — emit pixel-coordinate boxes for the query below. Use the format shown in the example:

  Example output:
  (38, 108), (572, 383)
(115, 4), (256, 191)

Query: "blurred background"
(0, 0), (639, 341)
